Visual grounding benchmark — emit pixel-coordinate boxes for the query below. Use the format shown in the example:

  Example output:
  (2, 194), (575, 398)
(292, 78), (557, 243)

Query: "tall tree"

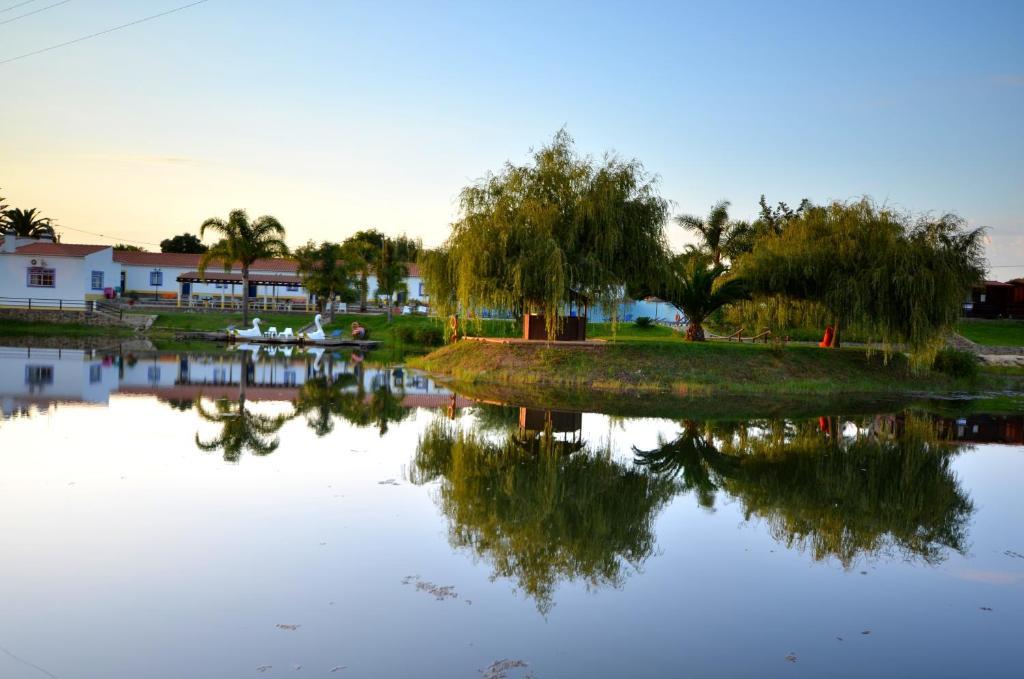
(161, 232), (208, 253)
(198, 209), (288, 326)
(675, 200), (751, 265)
(661, 253), (749, 341)
(375, 237), (409, 322)
(295, 240), (356, 320)
(2, 207), (56, 239)
(425, 130), (669, 339)
(736, 199), (986, 355)
(113, 244), (145, 252)
(342, 229), (385, 311)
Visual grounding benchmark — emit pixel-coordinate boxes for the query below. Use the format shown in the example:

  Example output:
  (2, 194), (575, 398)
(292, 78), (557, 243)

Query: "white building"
(0, 235), (429, 310)
(0, 236), (120, 304)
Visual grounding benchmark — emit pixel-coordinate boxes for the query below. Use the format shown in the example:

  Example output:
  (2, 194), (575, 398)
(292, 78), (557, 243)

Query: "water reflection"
(410, 410), (678, 614)
(634, 415), (975, 566)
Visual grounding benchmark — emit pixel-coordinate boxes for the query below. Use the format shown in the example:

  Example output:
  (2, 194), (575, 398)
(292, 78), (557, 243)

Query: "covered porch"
(175, 271), (313, 312)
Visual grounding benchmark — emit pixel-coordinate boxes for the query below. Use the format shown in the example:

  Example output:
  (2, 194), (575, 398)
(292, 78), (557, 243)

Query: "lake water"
(0, 345), (1022, 678)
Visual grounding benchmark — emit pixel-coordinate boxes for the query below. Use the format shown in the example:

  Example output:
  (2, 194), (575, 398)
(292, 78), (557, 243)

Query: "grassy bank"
(956, 319), (1024, 347)
(410, 339), (998, 397)
(0, 319), (136, 338)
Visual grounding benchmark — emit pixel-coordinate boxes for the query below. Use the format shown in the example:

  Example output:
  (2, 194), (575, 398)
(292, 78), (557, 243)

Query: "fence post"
(28, 298), (32, 310)
(59, 299), (63, 311)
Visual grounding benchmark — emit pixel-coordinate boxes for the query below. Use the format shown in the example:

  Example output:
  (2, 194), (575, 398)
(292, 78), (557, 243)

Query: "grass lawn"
(956, 319), (1024, 347)
(0, 319), (136, 337)
(411, 338), (995, 397)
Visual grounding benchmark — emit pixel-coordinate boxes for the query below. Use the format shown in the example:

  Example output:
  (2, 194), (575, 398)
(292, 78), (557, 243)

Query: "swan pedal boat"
(226, 315), (378, 347)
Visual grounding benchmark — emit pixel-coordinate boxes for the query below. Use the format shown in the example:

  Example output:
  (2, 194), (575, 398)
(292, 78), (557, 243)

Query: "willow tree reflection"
(329, 365), (411, 436)
(194, 349), (291, 462)
(410, 416), (677, 614)
(293, 372), (358, 436)
(635, 415), (974, 566)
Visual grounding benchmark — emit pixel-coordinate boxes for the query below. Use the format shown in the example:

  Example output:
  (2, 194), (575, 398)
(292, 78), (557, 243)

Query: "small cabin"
(964, 280), (1015, 318)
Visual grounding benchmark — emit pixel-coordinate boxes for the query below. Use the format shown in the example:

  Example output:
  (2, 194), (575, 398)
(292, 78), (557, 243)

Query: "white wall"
(83, 249), (120, 300)
(0, 253), (88, 302)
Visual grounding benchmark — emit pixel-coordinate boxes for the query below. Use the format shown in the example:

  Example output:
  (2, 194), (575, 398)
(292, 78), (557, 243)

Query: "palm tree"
(3, 207), (56, 239)
(675, 200), (750, 265)
(664, 253), (748, 341)
(198, 209), (288, 326)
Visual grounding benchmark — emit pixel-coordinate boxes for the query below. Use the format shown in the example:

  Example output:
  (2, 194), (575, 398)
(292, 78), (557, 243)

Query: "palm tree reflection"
(193, 349), (291, 462)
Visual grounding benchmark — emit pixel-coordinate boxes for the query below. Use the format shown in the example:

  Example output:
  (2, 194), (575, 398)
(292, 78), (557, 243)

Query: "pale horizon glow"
(1, 0), (1022, 275)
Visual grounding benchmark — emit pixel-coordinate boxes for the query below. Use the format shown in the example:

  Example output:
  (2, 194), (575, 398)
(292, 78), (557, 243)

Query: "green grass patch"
(956, 319), (1024, 347)
(0, 319), (135, 338)
(410, 339), (1001, 397)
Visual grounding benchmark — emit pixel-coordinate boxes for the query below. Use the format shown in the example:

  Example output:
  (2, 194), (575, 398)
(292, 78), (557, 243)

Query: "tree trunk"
(359, 270), (368, 312)
(685, 320), (705, 341)
(829, 318), (842, 348)
(386, 293), (393, 323)
(241, 266), (250, 326)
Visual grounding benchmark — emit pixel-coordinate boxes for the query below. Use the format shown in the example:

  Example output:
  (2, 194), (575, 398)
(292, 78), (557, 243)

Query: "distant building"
(964, 279), (1024, 318)
(0, 235), (428, 309)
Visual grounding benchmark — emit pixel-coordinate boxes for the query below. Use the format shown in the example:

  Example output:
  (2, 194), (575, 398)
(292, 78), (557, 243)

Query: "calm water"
(1, 345), (1022, 678)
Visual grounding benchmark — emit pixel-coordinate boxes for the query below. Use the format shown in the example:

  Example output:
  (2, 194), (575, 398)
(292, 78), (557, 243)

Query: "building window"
(286, 283), (299, 292)
(979, 293), (986, 302)
(25, 365), (54, 386)
(27, 267), (55, 288)
(91, 271), (104, 290)
(214, 282), (228, 289)
(89, 364), (102, 383)
(418, 282), (426, 296)
(150, 270), (163, 286)
(147, 366), (161, 383)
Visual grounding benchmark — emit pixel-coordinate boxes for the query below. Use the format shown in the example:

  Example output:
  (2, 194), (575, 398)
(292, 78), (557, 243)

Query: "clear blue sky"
(2, 0), (1022, 275)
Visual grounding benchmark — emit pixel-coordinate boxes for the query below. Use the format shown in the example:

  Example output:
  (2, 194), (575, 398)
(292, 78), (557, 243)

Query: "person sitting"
(351, 321), (367, 339)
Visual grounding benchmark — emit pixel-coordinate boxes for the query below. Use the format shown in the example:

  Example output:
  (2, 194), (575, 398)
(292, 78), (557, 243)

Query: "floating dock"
(174, 331), (381, 349)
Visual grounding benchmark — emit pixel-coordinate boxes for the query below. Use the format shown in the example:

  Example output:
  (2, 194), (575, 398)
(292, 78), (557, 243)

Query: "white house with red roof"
(0, 235), (120, 303)
(1, 233), (430, 309)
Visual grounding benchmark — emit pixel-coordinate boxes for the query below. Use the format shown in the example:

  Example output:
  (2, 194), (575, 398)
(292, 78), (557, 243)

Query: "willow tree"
(735, 199), (985, 356)
(634, 414), (974, 567)
(424, 130), (669, 339)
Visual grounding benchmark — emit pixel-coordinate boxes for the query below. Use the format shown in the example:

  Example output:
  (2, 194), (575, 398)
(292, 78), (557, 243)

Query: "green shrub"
(414, 326), (444, 346)
(932, 348), (978, 379)
(634, 316), (654, 329)
(394, 325), (444, 346)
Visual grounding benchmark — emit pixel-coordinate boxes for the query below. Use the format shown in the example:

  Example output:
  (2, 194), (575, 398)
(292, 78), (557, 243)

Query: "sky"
(1, 0), (1022, 275)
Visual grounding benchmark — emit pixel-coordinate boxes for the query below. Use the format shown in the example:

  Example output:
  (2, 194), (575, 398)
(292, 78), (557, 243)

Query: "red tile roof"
(12, 242), (110, 257)
(176, 270), (303, 285)
(113, 250), (298, 272)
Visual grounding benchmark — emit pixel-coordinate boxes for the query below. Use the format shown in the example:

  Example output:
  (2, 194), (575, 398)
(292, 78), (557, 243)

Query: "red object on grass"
(819, 325), (834, 348)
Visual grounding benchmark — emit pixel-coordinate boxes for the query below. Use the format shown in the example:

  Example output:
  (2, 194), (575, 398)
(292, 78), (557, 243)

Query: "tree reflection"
(634, 414), (974, 566)
(294, 372), (358, 437)
(410, 418), (677, 614)
(193, 350), (291, 462)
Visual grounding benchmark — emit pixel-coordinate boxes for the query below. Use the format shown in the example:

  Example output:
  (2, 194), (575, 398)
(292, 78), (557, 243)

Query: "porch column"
(176, 281), (181, 307)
